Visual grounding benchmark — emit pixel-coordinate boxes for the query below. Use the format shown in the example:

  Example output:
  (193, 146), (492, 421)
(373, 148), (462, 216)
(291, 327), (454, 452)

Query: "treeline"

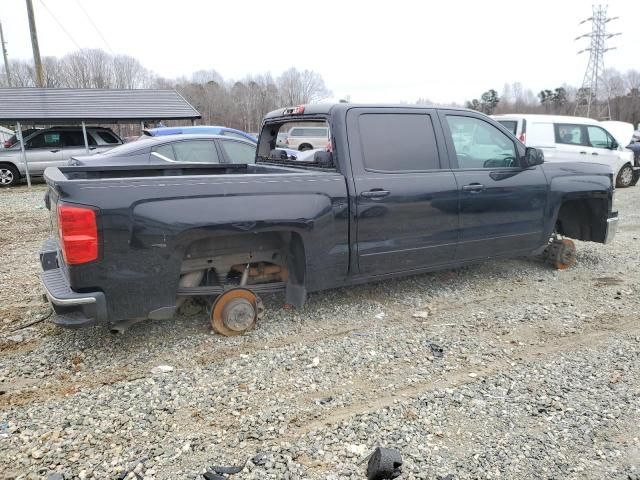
(0, 48), (330, 133)
(461, 69), (640, 126)
(3, 48), (639, 130)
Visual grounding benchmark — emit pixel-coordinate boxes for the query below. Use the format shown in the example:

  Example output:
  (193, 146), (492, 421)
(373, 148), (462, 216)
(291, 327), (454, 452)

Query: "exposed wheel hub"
(211, 288), (263, 336)
(545, 238), (576, 270)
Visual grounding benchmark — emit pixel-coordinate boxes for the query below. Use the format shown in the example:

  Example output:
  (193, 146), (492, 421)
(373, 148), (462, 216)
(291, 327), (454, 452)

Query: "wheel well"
(180, 231), (306, 286)
(298, 143), (312, 151)
(0, 162), (19, 176)
(555, 198), (607, 242)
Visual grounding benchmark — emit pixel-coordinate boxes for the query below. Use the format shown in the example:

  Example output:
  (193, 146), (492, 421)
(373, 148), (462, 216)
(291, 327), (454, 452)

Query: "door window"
(28, 132), (62, 149)
(358, 113), (440, 171)
(219, 140), (255, 164)
(446, 116), (517, 169)
(554, 124), (587, 146)
(172, 140), (220, 163)
(62, 131), (96, 147)
(96, 131), (120, 144)
(586, 126), (614, 149)
(151, 144), (176, 160)
(497, 120), (518, 135)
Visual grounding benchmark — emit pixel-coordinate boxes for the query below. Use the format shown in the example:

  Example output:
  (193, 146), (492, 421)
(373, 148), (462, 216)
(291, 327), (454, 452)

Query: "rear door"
(61, 131), (97, 163)
(347, 107), (459, 276)
(439, 110), (548, 260)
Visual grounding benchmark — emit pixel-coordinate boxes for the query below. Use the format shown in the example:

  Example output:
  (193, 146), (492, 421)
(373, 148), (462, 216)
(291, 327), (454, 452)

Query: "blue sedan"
(143, 126), (257, 143)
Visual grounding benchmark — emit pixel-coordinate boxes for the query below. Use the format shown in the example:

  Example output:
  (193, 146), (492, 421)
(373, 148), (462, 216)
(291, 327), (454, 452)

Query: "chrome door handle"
(50, 149), (60, 153)
(361, 189), (390, 199)
(462, 184), (485, 192)
(592, 152), (599, 156)
(579, 151), (587, 154)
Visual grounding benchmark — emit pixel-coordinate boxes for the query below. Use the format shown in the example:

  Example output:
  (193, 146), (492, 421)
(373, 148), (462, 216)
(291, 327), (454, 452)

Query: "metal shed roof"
(0, 88), (201, 122)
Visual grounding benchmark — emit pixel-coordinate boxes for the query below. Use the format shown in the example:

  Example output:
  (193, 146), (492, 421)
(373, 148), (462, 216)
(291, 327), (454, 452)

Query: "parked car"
(40, 103), (617, 334)
(285, 126), (329, 151)
(492, 114), (638, 188)
(0, 126), (123, 186)
(142, 126), (257, 143)
(70, 134), (257, 166)
(3, 128), (39, 149)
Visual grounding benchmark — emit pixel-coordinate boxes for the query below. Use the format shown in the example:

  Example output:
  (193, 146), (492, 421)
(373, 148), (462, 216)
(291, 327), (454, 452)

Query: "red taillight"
(57, 205), (98, 265)
(3, 141), (11, 148)
(519, 133), (526, 144)
(326, 140), (332, 153)
(285, 138), (289, 145)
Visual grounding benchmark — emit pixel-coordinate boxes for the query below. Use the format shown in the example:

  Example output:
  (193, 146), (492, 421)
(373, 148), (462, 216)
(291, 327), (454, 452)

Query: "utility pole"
(574, 5), (621, 120)
(0, 20), (10, 86)
(25, 0), (44, 87)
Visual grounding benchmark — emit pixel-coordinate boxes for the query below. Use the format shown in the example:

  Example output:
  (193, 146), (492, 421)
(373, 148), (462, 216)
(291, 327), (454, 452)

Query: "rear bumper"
(39, 238), (107, 328)
(604, 213), (619, 244)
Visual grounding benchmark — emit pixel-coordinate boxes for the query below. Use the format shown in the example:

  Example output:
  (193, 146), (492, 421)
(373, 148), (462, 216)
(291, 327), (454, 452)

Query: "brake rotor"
(210, 288), (264, 336)
(552, 239), (576, 270)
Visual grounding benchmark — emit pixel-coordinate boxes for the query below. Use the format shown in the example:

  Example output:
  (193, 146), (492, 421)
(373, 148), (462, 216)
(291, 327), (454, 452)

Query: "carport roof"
(0, 88), (201, 122)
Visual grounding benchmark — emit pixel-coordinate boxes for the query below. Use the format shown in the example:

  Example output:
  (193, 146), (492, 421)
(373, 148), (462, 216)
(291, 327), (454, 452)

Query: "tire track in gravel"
(278, 313), (640, 441)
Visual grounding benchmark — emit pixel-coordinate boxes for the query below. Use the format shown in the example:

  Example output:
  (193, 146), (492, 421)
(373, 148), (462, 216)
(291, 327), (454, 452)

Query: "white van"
(492, 114), (638, 187)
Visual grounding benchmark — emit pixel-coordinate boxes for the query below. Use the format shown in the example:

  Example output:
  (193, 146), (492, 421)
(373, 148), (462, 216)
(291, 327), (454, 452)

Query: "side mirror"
(610, 140), (619, 150)
(524, 147), (544, 167)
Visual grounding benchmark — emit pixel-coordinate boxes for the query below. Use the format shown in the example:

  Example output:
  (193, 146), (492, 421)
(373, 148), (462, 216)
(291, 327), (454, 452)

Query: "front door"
(347, 108), (459, 276)
(24, 131), (63, 175)
(439, 111), (548, 261)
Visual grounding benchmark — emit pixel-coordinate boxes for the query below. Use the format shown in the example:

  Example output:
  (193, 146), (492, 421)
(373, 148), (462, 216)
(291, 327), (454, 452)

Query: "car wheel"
(616, 164), (634, 188)
(299, 144), (312, 152)
(0, 165), (19, 187)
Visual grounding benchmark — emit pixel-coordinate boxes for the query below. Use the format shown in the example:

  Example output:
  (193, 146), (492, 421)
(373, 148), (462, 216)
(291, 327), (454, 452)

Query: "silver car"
(69, 134), (257, 167)
(0, 126), (122, 186)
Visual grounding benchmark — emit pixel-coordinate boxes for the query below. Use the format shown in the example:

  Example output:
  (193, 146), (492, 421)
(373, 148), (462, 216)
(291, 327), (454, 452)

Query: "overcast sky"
(2, 0), (637, 104)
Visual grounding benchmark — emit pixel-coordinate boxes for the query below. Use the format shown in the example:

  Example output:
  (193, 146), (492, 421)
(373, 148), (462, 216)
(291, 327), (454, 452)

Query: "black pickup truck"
(40, 104), (618, 334)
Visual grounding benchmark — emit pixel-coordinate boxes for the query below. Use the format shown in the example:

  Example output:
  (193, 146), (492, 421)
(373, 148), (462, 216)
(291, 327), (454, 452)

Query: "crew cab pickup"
(40, 104), (618, 332)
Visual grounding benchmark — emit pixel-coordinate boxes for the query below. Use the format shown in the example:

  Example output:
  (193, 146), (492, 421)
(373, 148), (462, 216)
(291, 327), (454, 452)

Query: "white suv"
(0, 127), (123, 186)
(285, 127), (329, 151)
(492, 114), (638, 188)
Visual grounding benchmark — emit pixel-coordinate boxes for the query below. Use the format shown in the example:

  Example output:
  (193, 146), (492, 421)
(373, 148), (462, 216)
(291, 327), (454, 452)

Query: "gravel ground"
(0, 182), (638, 480)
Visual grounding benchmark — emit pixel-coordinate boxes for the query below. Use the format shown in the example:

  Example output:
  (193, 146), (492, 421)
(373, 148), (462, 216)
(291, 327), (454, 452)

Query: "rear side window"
(151, 144), (176, 160)
(172, 140), (220, 163)
(358, 113), (440, 171)
(219, 140), (255, 164)
(63, 131), (96, 147)
(555, 124), (586, 146)
(290, 128), (328, 137)
(96, 131), (120, 144)
(497, 120), (517, 135)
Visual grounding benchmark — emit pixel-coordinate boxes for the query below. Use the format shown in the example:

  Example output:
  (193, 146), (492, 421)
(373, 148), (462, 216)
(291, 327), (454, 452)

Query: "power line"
(37, 0), (82, 51)
(74, 0), (114, 55)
